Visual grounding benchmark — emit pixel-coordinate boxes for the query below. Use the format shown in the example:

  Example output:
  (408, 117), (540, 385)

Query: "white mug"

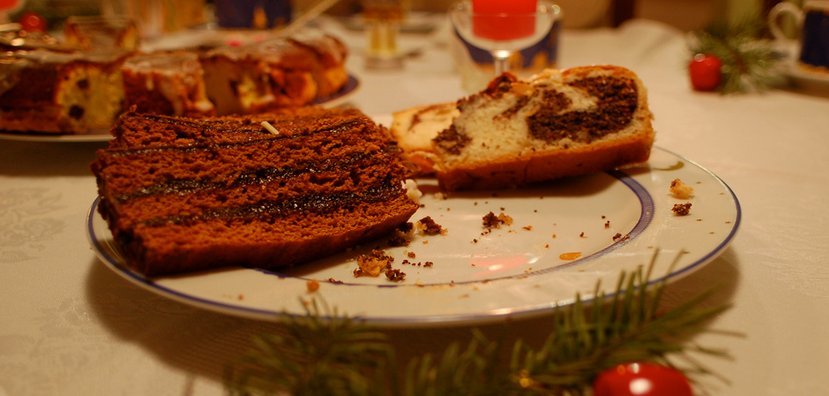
(768, 0), (829, 69)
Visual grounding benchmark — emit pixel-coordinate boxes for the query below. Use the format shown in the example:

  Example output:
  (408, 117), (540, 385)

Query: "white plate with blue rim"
(87, 139), (740, 327)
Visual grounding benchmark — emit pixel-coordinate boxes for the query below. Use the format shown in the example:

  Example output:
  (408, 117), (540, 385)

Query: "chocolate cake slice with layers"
(92, 107), (419, 276)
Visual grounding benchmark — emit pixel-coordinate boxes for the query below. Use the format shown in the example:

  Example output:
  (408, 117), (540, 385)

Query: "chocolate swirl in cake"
(528, 76), (638, 143)
(423, 66), (654, 191)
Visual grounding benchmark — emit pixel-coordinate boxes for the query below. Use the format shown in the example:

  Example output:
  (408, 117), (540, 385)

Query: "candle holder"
(450, 0), (559, 76)
(361, 0), (408, 69)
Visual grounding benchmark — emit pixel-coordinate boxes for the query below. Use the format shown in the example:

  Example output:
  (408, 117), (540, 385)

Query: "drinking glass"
(362, 0), (409, 69)
(450, 0), (559, 75)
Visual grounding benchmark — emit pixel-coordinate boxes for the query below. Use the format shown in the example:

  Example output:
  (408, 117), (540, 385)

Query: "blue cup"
(215, 0), (292, 29)
(769, 0), (829, 70)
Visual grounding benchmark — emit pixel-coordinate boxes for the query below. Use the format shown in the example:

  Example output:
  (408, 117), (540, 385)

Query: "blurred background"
(2, 0), (791, 33)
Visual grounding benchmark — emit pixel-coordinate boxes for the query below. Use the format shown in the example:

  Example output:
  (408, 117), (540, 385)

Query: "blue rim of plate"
(86, 146), (741, 326)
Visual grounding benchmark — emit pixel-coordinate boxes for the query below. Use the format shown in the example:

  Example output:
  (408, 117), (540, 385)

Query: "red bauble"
(688, 53), (722, 92)
(593, 362), (693, 396)
(19, 11), (47, 32)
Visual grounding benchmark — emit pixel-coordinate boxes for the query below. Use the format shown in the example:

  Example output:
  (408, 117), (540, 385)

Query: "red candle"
(472, 0), (538, 41)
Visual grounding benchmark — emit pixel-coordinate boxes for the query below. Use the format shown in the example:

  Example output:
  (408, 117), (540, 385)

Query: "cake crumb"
(612, 233), (629, 242)
(403, 179), (423, 204)
(670, 178), (694, 199)
(522, 225), (533, 231)
(387, 234), (409, 247)
(482, 211), (513, 234)
(327, 278), (343, 285)
(417, 216), (446, 235)
(306, 279), (320, 293)
(672, 203), (693, 216)
(388, 222), (414, 246)
(398, 221), (414, 233)
(560, 252), (582, 260)
(385, 268), (406, 282)
(354, 249), (393, 277)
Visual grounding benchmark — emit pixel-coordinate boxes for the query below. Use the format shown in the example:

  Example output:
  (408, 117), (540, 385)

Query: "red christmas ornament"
(19, 11), (47, 33)
(593, 362), (693, 396)
(688, 53), (722, 92)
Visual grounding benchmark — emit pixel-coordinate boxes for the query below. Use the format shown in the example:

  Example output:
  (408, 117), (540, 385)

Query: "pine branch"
(403, 330), (509, 396)
(225, 299), (396, 396)
(688, 17), (786, 93)
(227, 255), (738, 395)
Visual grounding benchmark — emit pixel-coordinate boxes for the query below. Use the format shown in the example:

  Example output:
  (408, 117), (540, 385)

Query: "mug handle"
(768, 2), (804, 41)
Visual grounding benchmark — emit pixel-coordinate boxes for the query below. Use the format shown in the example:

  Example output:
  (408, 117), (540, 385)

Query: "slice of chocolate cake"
(91, 107), (419, 276)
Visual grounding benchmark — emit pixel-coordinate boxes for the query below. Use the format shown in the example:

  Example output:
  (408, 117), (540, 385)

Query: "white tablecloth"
(2, 18), (829, 395)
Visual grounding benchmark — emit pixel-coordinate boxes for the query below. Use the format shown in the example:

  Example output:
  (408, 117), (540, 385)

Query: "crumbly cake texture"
(395, 66), (654, 191)
(0, 32), (348, 134)
(91, 107), (419, 276)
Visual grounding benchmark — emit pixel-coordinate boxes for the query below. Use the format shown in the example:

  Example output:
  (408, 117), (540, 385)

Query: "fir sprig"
(225, 299), (396, 396)
(688, 17), (786, 93)
(226, 255), (736, 395)
(404, 330), (508, 396)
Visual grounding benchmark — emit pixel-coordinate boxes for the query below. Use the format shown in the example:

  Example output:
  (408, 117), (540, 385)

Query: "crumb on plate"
(670, 178), (694, 199)
(672, 202), (693, 216)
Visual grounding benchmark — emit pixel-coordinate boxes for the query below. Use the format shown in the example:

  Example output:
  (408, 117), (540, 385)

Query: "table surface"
(2, 17), (829, 395)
